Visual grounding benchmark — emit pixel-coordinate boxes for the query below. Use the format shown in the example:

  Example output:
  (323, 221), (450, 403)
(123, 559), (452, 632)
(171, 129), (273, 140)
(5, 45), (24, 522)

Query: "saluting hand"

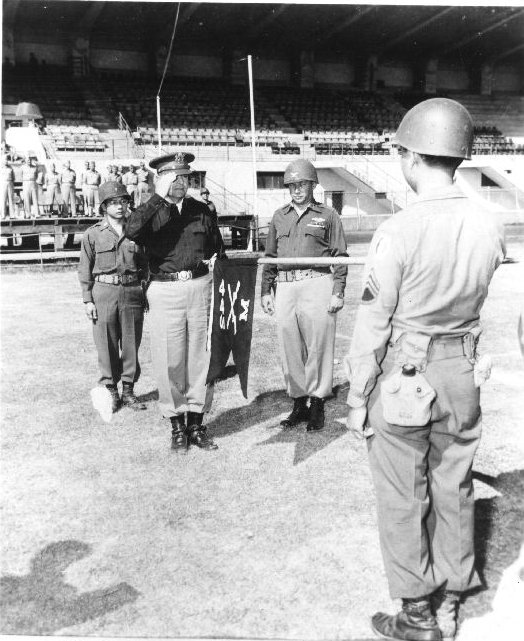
(261, 294), (275, 315)
(327, 294), (344, 314)
(84, 302), (98, 321)
(154, 171), (177, 199)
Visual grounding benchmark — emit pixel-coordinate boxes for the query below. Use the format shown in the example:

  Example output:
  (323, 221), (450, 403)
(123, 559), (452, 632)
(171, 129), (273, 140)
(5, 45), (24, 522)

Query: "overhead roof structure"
(6, 1), (524, 65)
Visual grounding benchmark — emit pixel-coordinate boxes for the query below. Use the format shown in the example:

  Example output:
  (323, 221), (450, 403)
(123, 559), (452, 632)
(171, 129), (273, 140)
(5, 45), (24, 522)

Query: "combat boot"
(432, 590), (460, 641)
(371, 597), (442, 641)
(306, 397), (325, 431)
(121, 382), (146, 410)
(187, 412), (218, 451)
(105, 384), (121, 413)
(280, 396), (310, 429)
(170, 415), (188, 453)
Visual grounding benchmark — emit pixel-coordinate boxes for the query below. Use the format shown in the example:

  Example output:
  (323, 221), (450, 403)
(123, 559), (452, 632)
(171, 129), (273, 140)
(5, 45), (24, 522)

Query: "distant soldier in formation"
(345, 98), (506, 641)
(115, 164), (124, 183)
(123, 165), (139, 206)
(21, 156), (39, 218)
(104, 164), (117, 184)
(60, 160), (77, 217)
(36, 165), (46, 216)
(136, 161), (150, 205)
(80, 160), (90, 214)
(261, 159), (348, 432)
(45, 163), (61, 216)
(1, 155), (16, 219)
(85, 161), (101, 217)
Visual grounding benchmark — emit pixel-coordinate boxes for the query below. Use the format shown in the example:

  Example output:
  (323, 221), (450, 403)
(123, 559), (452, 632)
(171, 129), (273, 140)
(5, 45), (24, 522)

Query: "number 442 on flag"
(206, 258), (258, 398)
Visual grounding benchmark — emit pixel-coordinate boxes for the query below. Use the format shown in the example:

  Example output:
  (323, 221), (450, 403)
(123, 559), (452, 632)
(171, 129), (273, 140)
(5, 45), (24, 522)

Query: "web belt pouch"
(391, 331), (432, 372)
(382, 332), (436, 426)
(380, 366), (436, 427)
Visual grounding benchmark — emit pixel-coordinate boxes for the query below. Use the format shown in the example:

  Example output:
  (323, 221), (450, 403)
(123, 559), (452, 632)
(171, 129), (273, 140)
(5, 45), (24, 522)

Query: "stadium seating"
(3, 65), (523, 157)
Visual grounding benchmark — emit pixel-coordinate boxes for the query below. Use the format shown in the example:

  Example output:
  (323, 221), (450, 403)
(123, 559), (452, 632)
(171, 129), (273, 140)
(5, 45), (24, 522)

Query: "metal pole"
(247, 55), (257, 221)
(156, 96), (162, 154)
(258, 256), (365, 266)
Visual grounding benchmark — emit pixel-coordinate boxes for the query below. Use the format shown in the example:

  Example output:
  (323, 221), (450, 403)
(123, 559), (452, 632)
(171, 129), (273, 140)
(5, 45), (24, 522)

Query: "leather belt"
(95, 274), (139, 285)
(277, 268), (329, 282)
(150, 268), (208, 282)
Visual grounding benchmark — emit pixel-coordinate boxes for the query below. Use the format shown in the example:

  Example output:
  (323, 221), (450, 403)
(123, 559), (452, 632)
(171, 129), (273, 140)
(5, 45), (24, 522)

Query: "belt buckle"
(178, 270), (191, 281)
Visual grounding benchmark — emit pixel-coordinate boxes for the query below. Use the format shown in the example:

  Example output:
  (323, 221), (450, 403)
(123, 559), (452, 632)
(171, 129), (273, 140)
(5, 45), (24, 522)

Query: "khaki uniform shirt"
(345, 185), (506, 405)
(78, 217), (148, 303)
(60, 168), (77, 185)
(261, 200), (348, 296)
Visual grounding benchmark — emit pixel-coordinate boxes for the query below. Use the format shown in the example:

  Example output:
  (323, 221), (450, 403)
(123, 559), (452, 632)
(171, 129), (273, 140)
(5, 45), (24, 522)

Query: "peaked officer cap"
(149, 152), (195, 175)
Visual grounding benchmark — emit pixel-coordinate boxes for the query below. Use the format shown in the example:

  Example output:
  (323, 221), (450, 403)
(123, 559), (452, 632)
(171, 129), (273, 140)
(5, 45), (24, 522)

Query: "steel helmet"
(283, 159), (318, 185)
(98, 181), (131, 213)
(394, 98), (474, 160)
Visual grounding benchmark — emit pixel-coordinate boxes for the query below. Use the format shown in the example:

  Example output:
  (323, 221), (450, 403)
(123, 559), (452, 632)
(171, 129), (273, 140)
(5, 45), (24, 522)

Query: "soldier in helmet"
(344, 98), (506, 641)
(78, 181), (148, 414)
(261, 159), (348, 431)
(125, 152), (226, 453)
(200, 186), (218, 222)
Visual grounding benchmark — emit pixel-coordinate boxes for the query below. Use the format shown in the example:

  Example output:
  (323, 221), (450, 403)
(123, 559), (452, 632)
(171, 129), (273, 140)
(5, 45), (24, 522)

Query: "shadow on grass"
(135, 366), (238, 405)
(460, 469), (524, 618)
(208, 383), (350, 465)
(0, 540), (139, 635)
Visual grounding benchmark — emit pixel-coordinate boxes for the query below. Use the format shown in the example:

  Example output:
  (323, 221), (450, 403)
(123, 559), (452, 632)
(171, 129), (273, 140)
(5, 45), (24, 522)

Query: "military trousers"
(275, 273), (336, 399)
(85, 185), (98, 209)
(61, 184), (76, 216)
(47, 184), (61, 209)
(92, 282), (144, 386)
(366, 339), (482, 599)
(1, 182), (15, 218)
(22, 181), (39, 217)
(147, 273), (214, 417)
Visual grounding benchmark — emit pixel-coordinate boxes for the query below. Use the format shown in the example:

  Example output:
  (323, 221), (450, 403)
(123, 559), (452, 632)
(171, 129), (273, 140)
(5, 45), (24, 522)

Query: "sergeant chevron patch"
(362, 269), (380, 303)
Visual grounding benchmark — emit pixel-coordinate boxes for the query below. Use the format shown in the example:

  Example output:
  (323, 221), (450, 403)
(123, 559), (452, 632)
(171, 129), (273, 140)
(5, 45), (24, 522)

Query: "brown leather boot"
(105, 384), (121, 413)
(371, 597), (442, 641)
(170, 415), (188, 453)
(121, 382), (146, 410)
(306, 397), (325, 431)
(280, 396), (310, 429)
(187, 412), (218, 450)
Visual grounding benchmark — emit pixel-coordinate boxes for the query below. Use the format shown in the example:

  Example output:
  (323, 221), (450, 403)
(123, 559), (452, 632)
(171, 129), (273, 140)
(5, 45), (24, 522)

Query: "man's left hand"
(327, 294), (344, 314)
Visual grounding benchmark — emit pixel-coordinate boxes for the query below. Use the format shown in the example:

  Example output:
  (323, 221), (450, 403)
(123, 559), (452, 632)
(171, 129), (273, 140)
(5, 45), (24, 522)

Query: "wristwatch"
(334, 292), (344, 299)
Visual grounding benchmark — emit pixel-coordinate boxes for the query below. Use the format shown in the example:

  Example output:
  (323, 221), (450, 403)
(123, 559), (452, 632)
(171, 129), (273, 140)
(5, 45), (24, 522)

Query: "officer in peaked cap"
(344, 98), (506, 641)
(79, 181), (148, 415)
(261, 158), (348, 432)
(126, 152), (226, 453)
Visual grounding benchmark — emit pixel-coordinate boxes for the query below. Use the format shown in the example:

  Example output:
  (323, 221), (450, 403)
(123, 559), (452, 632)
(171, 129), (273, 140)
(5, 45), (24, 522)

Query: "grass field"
(0, 238), (523, 640)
